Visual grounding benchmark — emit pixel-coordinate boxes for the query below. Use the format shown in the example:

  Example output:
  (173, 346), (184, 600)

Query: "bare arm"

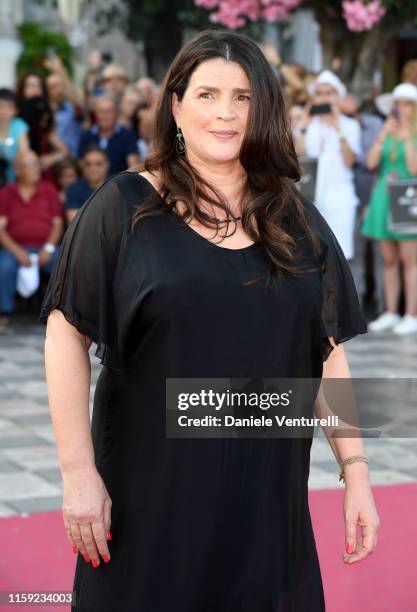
(17, 131), (31, 153)
(45, 216), (64, 244)
(338, 135), (357, 168)
(44, 309), (112, 567)
(37, 217), (64, 267)
(0, 217), (31, 265)
(367, 117), (396, 171)
(45, 55), (83, 112)
(318, 337), (380, 565)
(332, 108), (358, 168)
(321, 337), (368, 480)
(45, 309), (95, 473)
(366, 133), (385, 171)
(40, 130), (69, 171)
(404, 136), (417, 175)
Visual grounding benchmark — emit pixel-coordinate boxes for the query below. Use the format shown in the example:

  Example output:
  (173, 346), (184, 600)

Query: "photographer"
(296, 70), (362, 262)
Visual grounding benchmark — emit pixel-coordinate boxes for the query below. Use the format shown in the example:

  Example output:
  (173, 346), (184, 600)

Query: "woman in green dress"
(361, 83), (417, 335)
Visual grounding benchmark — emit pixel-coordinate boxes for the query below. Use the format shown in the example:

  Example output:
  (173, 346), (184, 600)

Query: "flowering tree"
(194, 0), (387, 31)
(194, 0), (416, 99)
(99, 0), (416, 97)
(195, 0), (303, 29)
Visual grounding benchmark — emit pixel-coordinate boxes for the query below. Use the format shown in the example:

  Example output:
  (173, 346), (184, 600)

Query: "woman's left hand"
(342, 479), (380, 564)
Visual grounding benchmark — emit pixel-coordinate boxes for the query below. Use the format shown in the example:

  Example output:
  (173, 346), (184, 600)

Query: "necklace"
(176, 208), (242, 223)
(171, 200), (242, 223)
(209, 215), (242, 223)
(202, 211), (242, 223)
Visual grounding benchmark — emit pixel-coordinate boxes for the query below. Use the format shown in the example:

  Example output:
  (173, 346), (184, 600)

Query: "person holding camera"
(296, 70), (362, 262)
(361, 83), (417, 335)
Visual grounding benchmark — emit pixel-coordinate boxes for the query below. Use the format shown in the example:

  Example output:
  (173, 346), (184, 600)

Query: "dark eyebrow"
(195, 86), (251, 94)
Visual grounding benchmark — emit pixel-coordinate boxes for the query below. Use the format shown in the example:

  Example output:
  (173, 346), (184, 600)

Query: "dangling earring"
(176, 126), (186, 154)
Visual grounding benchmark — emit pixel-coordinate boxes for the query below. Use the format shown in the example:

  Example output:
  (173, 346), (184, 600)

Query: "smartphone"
(101, 51), (113, 64)
(309, 103), (332, 116)
(391, 107), (400, 120)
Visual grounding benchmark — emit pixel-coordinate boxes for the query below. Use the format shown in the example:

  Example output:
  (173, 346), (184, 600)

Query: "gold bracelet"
(339, 454), (369, 483)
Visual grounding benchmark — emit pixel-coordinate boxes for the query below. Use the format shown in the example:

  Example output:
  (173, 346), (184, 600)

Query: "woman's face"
(171, 58), (251, 164)
(58, 166), (78, 190)
(24, 75), (43, 98)
(121, 91), (141, 119)
(314, 84), (338, 106)
(0, 99), (16, 124)
(395, 100), (416, 121)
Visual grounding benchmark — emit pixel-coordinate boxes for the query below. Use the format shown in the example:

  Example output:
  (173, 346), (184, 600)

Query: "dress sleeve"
(39, 176), (126, 372)
(302, 196), (368, 361)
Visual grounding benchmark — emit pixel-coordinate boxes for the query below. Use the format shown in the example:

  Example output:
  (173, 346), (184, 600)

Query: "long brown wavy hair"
(131, 28), (321, 288)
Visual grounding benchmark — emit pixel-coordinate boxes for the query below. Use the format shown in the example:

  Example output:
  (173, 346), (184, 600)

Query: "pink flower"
(195, 0), (302, 29)
(342, 0), (386, 32)
(195, 0), (385, 31)
(194, 0), (220, 9)
(261, 1), (301, 22)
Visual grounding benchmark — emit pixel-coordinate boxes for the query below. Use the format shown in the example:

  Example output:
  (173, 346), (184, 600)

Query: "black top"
(39, 170), (367, 374)
(39, 170), (367, 612)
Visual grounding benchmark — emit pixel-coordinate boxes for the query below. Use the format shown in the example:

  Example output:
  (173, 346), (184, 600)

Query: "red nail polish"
(72, 546), (78, 554)
(83, 554), (90, 563)
(92, 560), (100, 568)
(103, 555), (110, 563)
(346, 543), (354, 554)
(106, 530), (112, 541)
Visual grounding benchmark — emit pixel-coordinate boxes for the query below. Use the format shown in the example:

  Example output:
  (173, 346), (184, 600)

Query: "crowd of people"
(286, 62), (417, 336)
(0, 45), (417, 336)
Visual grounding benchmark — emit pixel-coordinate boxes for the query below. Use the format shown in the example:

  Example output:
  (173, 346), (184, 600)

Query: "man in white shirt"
(302, 70), (362, 261)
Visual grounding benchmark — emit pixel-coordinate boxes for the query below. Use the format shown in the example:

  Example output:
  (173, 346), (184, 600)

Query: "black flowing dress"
(39, 171), (367, 612)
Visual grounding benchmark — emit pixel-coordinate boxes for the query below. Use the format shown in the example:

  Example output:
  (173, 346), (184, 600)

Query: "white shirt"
(305, 113), (362, 208)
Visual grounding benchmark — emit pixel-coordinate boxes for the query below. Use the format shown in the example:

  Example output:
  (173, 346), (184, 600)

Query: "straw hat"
(100, 63), (129, 83)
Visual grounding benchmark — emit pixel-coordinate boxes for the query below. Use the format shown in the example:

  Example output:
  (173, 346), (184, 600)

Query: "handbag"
(387, 177), (417, 234)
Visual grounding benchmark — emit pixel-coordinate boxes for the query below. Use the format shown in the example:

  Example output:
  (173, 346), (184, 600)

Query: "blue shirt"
(64, 178), (95, 211)
(78, 123), (138, 176)
(0, 117), (29, 183)
(55, 100), (83, 158)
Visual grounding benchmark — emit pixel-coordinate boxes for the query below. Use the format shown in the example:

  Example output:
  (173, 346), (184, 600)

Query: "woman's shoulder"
(109, 169), (163, 202)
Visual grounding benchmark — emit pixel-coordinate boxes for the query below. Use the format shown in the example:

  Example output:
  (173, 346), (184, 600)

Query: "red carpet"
(310, 482), (417, 612)
(0, 482), (416, 611)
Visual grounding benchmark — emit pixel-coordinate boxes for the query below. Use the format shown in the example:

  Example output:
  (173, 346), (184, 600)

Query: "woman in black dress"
(40, 29), (380, 611)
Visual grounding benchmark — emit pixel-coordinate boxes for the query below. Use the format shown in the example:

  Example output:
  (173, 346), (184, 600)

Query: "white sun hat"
(307, 70), (347, 99)
(375, 82), (417, 116)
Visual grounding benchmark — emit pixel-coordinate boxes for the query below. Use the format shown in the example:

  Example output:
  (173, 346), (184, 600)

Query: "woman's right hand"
(62, 466), (112, 567)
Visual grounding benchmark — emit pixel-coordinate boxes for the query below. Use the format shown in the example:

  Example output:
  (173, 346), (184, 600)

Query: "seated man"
(64, 145), (109, 223)
(0, 150), (63, 332)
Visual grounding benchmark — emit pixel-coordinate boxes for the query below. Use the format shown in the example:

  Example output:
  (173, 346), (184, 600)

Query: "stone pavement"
(0, 304), (416, 518)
